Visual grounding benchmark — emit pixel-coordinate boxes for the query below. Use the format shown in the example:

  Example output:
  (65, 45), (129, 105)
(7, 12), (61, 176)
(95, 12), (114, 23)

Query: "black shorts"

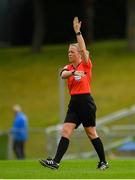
(64, 94), (97, 129)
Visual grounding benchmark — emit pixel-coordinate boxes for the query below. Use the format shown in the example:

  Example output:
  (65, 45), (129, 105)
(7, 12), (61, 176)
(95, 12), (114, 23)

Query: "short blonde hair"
(69, 43), (89, 57)
(69, 43), (80, 52)
(13, 104), (22, 112)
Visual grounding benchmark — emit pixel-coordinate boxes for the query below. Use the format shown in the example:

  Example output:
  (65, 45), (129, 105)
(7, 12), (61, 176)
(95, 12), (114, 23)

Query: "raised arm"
(73, 17), (89, 64)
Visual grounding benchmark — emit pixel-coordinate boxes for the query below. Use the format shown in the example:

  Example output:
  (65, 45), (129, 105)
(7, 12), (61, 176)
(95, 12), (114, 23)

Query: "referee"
(39, 17), (108, 170)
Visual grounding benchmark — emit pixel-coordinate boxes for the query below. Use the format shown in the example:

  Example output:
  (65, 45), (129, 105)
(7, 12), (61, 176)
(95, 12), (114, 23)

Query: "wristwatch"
(72, 70), (76, 75)
(76, 32), (81, 36)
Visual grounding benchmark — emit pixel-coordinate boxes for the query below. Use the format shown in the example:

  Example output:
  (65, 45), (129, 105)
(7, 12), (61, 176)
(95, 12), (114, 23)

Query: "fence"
(45, 105), (135, 159)
(0, 105), (135, 159)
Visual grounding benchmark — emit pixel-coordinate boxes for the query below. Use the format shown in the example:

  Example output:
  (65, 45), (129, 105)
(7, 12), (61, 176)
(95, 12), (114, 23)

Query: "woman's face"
(68, 45), (80, 63)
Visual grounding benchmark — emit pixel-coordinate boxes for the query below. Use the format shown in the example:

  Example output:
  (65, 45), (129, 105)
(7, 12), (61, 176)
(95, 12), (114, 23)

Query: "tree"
(32, 0), (46, 53)
(83, 0), (94, 44)
(127, 0), (135, 51)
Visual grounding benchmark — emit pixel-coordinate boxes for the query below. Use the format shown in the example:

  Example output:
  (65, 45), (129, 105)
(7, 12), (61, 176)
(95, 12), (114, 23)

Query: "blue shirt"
(11, 112), (28, 141)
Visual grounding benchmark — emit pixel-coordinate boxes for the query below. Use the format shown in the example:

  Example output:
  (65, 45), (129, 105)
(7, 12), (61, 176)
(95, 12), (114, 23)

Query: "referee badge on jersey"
(74, 75), (81, 81)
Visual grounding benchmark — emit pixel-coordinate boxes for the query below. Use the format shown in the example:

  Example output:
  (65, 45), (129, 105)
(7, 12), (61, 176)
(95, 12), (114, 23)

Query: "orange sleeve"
(60, 65), (69, 76)
(82, 58), (92, 68)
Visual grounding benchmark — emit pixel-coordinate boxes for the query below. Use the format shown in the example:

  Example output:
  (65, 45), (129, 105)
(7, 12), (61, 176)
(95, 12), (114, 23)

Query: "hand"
(74, 71), (86, 77)
(73, 17), (81, 33)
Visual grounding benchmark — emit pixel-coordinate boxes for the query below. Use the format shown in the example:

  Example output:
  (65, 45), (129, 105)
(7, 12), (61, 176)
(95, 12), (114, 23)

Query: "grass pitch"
(0, 159), (135, 179)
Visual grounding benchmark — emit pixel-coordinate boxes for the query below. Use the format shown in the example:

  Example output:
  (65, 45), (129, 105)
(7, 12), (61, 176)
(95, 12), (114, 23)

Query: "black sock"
(53, 136), (69, 164)
(91, 137), (106, 162)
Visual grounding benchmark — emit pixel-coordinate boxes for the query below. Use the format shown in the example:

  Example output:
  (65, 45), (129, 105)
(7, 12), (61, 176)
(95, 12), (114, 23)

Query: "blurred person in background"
(11, 104), (28, 159)
(39, 17), (108, 170)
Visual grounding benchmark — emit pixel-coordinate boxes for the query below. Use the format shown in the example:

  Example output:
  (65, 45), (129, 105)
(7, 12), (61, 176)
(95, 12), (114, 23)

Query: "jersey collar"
(72, 61), (82, 69)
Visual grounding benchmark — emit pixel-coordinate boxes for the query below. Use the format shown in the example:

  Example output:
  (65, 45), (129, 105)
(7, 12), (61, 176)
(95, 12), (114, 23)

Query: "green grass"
(0, 159), (135, 179)
(0, 40), (135, 130)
